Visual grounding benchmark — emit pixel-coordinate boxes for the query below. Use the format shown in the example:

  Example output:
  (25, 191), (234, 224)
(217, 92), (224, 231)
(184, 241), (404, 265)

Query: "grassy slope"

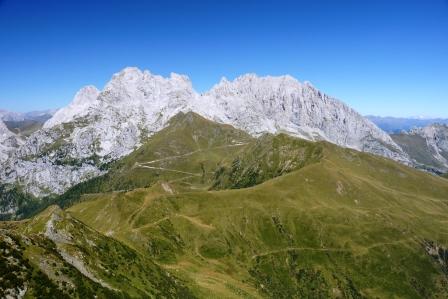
(66, 140), (448, 298)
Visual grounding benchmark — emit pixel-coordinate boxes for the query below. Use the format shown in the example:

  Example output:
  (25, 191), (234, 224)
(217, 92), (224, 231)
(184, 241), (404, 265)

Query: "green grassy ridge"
(64, 140), (448, 298)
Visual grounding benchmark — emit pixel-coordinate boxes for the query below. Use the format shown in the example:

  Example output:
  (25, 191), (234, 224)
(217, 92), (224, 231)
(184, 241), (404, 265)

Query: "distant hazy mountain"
(0, 109), (56, 122)
(366, 115), (448, 133)
(0, 109), (56, 137)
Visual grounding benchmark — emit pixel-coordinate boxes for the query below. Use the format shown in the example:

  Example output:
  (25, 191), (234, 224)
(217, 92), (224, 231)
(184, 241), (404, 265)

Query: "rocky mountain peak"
(105, 67), (194, 94)
(204, 73), (408, 163)
(74, 85), (100, 104)
(44, 86), (100, 129)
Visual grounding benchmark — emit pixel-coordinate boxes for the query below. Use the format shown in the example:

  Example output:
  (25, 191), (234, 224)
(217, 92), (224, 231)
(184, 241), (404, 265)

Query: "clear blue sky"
(0, 0), (447, 117)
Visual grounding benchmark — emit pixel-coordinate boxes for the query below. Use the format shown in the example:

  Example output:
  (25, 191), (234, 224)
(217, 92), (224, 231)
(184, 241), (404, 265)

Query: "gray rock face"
(199, 74), (408, 163)
(0, 67), (410, 199)
(1, 68), (196, 197)
(392, 124), (448, 173)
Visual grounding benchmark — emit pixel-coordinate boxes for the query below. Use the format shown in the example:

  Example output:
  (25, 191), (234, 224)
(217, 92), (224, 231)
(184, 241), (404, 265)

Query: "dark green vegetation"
(2, 112), (448, 298)
(0, 184), (55, 221)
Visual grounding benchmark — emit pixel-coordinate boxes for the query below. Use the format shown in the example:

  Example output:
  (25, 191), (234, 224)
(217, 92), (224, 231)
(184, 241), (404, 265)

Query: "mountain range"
(366, 115), (448, 133)
(0, 109), (56, 122)
(0, 67), (409, 202)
